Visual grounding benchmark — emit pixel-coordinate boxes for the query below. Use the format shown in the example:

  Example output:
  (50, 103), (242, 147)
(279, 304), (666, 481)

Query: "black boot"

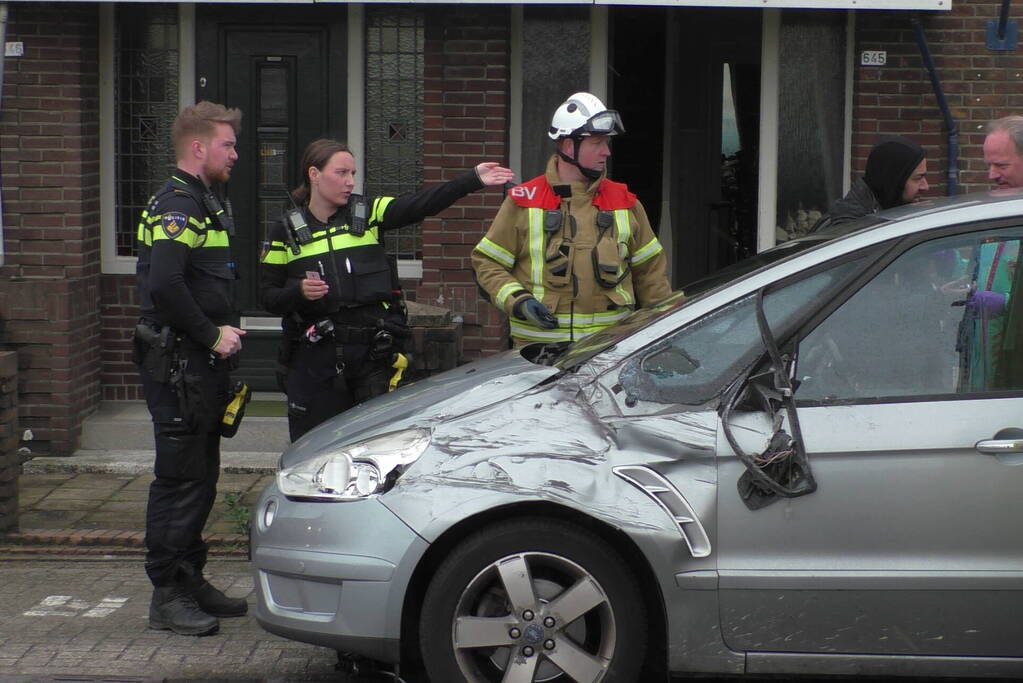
(149, 586), (219, 636)
(186, 576), (248, 618)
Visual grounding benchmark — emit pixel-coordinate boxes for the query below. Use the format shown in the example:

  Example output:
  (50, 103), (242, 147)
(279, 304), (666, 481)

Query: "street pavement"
(1, 449), (382, 681)
(0, 557), (349, 681)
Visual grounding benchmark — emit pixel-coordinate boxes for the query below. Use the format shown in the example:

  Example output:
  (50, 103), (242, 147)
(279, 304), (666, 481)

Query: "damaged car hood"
(280, 349), (561, 468)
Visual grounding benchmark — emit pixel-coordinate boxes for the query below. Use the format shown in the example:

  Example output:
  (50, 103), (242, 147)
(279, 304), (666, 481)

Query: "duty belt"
(297, 318), (377, 345)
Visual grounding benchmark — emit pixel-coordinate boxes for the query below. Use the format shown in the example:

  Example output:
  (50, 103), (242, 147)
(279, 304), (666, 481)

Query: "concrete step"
(78, 393), (290, 455)
(23, 449), (279, 475)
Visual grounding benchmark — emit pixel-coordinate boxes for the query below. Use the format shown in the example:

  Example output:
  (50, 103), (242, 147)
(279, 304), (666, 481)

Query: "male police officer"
(134, 101), (247, 636)
(473, 92), (671, 346)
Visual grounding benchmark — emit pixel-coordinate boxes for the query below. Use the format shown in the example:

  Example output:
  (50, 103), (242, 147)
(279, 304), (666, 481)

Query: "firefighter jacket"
(136, 169), (237, 350)
(472, 155), (671, 343)
(260, 168), (485, 332)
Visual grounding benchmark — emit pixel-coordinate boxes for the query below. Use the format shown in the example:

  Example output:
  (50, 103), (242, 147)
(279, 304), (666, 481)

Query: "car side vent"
(612, 465), (711, 558)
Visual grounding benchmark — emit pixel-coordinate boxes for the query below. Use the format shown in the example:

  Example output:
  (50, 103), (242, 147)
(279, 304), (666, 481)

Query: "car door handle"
(975, 438), (1023, 454)
(976, 427), (1023, 463)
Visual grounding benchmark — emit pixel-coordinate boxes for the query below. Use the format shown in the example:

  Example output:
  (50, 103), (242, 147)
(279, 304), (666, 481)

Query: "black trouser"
(285, 339), (391, 441)
(138, 342), (230, 588)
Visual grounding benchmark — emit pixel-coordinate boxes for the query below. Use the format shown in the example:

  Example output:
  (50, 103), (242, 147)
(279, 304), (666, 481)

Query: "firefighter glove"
(514, 296), (558, 329)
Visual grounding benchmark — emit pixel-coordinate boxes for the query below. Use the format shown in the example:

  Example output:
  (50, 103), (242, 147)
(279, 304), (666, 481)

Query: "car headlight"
(277, 428), (431, 501)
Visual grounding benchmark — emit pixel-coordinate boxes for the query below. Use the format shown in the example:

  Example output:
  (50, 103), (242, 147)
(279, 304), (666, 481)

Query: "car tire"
(419, 517), (646, 683)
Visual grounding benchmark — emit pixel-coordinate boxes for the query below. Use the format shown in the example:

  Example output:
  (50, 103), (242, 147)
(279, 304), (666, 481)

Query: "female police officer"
(260, 138), (513, 440)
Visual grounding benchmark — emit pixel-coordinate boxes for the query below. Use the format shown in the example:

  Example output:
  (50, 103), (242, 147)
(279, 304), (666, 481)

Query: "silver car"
(251, 190), (1023, 682)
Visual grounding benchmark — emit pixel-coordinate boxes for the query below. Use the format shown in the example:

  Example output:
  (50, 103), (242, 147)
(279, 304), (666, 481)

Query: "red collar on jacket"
(507, 175), (636, 210)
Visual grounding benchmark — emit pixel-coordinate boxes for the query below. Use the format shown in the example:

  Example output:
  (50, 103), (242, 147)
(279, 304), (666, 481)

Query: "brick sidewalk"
(0, 557), (343, 680)
(4, 470), (273, 554)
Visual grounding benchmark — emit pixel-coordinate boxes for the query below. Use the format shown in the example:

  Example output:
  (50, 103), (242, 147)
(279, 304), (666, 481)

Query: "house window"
(365, 6), (424, 261)
(114, 4), (179, 257)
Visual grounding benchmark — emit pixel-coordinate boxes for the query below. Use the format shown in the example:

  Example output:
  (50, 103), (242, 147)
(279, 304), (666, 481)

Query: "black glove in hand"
(513, 296), (558, 329)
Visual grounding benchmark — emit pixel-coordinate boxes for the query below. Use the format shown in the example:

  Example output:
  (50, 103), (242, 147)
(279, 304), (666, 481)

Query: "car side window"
(620, 257), (865, 406)
(797, 227), (1023, 402)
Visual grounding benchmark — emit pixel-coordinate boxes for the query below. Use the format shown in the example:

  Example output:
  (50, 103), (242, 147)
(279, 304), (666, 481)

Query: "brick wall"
(418, 6), (512, 361)
(854, 0), (1023, 194)
(0, 4), (102, 455)
(100, 274), (140, 401)
(0, 352), (18, 532)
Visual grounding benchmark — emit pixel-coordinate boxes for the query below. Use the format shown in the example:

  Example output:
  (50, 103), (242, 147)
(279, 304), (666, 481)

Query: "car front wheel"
(419, 517), (647, 683)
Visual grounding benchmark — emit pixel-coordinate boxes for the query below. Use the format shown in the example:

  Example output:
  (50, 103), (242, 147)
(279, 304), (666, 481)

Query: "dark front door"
(196, 6), (346, 390)
(610, 7), (761, 290)
(668, 9), (761, 288)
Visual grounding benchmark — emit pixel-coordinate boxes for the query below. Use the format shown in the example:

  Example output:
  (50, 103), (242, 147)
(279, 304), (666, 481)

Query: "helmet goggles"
(574, 110), (625, 137)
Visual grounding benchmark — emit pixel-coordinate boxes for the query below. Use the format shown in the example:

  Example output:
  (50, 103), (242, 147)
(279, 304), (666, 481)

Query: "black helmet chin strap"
(558, 137), (601, 180)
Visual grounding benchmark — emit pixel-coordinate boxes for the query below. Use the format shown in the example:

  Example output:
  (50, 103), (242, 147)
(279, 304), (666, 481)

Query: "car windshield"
(552, 226), (868, 370)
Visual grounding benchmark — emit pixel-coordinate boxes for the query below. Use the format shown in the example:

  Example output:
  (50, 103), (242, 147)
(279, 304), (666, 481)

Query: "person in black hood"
(812, 135), (928, 233)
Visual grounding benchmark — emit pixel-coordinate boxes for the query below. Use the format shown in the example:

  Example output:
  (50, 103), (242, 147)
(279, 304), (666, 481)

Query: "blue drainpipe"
(911, 14), (959, 196)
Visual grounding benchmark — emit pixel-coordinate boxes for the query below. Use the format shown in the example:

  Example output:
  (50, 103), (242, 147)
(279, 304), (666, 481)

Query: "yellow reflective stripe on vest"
(262, 241), (289, 265)
(136, 209), (153, 246)
(510, 307), (632, 342)
(275, 225), (381, 260)
(371, 196), (393, 223)
(527, 208), (546, 302)
(203, 230), (230, 247)
(475, 237), (516, 269)
(510, 321), (577, 343)
(631, 235), (663, 266)
(611, 209), (634, 306)
(496, 281), (522, 309)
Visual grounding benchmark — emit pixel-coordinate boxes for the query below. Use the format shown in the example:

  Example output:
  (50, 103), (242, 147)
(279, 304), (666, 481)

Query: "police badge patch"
(161, 212), (188, 239)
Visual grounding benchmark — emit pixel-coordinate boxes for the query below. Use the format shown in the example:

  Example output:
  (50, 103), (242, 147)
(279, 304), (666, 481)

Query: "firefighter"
(472, 92), (672, 346)
(260, 138), (513, 441)
(133, 101), (248, 636)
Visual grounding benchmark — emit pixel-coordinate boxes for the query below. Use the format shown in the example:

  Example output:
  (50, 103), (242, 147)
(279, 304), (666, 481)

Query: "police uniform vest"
(260, 195), (407, 341)
(136, 170), (237, 349)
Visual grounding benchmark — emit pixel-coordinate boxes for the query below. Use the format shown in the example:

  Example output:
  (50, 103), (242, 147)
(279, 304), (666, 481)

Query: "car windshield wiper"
(720, 288), (817, 510)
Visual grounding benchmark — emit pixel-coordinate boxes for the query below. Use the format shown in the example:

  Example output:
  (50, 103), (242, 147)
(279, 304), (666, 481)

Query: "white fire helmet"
(547, 92), (625, 141)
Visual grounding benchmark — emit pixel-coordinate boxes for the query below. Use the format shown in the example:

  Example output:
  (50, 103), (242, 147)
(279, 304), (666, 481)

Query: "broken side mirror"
(721, 290), (817, 510)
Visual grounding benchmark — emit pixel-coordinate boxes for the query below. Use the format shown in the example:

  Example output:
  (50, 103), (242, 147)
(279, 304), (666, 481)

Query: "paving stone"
(16, 488), (50, 506)
(0, 559), (341, 680)
(63, 473), (134, 488)
(108, 489), (150, 503)
(42, 486), (119, 501)
(19, 473), (75, 486)
(124, 475), (156, 490)
(16, 510), (89, 527)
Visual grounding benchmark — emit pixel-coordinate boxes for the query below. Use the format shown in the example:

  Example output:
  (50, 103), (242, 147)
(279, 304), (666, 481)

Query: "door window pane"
(365, 7), (424, 260)
(797, 228), (1023, 402)
(114, 4), (179, 257)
